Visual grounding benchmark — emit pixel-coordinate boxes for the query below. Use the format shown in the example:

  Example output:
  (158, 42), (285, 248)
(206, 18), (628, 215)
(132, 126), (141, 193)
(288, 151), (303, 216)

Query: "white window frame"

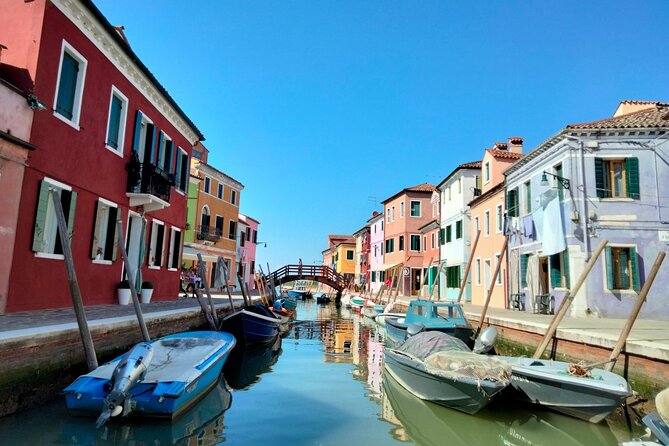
(391, 206), (395, 222)
(231, 189), (237, 205)
(53, 40), (87, 129)
(423, 235), (427, 252)
(410, 234), (421, 252)
(496, 204), (503, 233)
(34, 177), (73, 260)
(410, 200), (421, 217)
(149, 218), (166, 269)
(400, 201), (404, 218)
(157, 131), (172, 173)
(431, 232), (435, 249)
(92, 197), (118, 265)
(104, 86), (128, 157)
(474, 216), (480, 234)
(167, 226), (182, 271)
(174, 147), (188, 195)
(484, 161), (490, 183)
(495, 254), (502, 284)
(485, 210), (490, 236)
(475, 258), (481, 285)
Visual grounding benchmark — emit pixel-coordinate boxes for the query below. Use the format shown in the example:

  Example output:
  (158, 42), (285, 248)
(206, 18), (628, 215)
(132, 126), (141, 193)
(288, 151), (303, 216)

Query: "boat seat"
(529, 361), (545, 366)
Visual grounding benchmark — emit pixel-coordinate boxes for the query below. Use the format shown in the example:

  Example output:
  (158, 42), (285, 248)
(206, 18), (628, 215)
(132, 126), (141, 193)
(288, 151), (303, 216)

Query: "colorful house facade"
(1, 0), (202, 312)
(368, 211), (385, 294)
(468, 139), (523, 308)
(238, 214), (260, 291)
(352, 224), (370, 291)
(505, 101), (669, 320)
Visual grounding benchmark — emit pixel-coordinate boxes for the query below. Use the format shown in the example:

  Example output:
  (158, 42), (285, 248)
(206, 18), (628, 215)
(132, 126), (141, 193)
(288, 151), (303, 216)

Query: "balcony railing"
(126, 157), (175, 203)
(197, 225), (222, 242)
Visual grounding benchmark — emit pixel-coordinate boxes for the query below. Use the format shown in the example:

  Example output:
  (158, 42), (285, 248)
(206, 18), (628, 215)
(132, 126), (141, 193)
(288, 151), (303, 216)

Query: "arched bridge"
(264, 264), (346, 291)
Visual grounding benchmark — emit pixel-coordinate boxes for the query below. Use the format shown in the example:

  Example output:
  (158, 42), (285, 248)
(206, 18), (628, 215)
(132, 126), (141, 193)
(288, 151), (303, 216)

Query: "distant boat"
(64, 331), (236, 424)
(220, 304), (281, 345)
(288, 283), (310, 299)
(384, 331), (511, 414)
(384, 299), (474, 347)
(350, 295), (365, 311)
(313, 291), (330, 303)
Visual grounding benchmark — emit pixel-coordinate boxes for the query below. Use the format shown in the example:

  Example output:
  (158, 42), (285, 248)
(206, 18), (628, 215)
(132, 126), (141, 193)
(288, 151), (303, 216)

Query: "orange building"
(468, 139), (523, 308)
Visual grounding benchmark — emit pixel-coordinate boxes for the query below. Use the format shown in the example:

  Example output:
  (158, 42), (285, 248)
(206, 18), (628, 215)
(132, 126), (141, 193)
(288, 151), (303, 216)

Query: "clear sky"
(96, 0), (669, 270)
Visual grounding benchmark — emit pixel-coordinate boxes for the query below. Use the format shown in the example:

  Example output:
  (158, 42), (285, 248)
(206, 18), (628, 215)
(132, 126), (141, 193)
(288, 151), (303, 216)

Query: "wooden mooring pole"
(50, 190), (98, 371)
(457, 231), (481, 303)
(197, 254), (220, 328)
(605, 251), (666, 371)
(533, 239), (608, 359)
(475, 236), (508, 338)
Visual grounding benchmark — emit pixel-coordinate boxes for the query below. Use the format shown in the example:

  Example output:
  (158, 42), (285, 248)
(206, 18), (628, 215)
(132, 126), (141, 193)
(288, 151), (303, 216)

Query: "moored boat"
(221, 304), (281, 345)
(350, 295), (365, 311)
(313, 291), (330, 303)
(64, 331), (236, 424)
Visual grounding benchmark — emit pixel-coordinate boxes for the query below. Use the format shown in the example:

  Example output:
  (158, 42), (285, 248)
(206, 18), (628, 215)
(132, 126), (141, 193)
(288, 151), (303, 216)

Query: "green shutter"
(630, 247), (640, 291)
(520, 254), (528, 287)
(66, 191), (77, 244)
(563, 250), (570, 288)
(132, 110), (143, 152)
(32, 181), (51, 252)
(439, 228), (445, 245)
(156, 132), (164, 168)
(595, 158), (606, 198)
(456, 221), (462, 239)
(605, 246), (614, 289)
(147, 125), (157, 164)
(550, 254), (561, 288)
(626, 157), (640, 199)
(91, 201), (102, 258)
(446, 225), (452, 243)
(106, 95), (122, 149)
(56, 52), (78, 119)
(507, 189), (518, 217)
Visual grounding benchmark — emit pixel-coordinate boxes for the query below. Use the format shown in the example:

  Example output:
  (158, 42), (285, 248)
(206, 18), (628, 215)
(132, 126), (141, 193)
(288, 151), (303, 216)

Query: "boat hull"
(64, 331), (236, 420)
(384, 349), (504, 414)
(221, 305), (281, 345)
(385, 317), (474, 348)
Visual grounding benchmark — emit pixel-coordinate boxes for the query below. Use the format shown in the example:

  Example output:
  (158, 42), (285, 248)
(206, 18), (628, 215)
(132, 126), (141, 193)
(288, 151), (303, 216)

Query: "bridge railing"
(265, 264), (345, 290)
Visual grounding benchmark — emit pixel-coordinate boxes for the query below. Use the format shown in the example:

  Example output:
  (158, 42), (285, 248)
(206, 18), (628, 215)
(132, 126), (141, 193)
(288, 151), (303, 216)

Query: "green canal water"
(0, 301), (648, 445)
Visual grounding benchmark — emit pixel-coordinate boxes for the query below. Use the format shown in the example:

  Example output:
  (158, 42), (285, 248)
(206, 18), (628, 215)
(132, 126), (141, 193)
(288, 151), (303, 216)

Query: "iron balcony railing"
(126, 158), (175, 202)
(196, 225), (222, 242)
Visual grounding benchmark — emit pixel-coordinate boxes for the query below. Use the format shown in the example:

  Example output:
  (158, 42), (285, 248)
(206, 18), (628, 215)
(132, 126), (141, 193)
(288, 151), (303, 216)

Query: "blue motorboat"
(220, 304), (281, 345)
(63, 331), (236, 423)
(384, 300), (474, 347)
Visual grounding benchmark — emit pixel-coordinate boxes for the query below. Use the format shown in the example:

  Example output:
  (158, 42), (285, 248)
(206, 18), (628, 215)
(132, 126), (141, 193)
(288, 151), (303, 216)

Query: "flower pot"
(118, 288), (131, 305)
(141, 288), (154, 304)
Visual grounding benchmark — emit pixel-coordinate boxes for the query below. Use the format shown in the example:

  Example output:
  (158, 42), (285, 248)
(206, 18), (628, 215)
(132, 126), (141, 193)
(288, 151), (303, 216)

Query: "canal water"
(0, 300), (647, 445)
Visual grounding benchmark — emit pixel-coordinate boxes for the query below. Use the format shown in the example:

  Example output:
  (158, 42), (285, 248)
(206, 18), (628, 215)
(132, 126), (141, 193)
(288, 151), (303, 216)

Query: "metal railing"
(126, 157), (175, 202)
(196, 225), (222, 242)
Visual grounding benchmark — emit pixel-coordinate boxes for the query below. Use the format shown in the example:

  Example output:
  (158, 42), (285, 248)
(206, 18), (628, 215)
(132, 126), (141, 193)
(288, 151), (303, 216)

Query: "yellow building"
(323, 234), (355, 285)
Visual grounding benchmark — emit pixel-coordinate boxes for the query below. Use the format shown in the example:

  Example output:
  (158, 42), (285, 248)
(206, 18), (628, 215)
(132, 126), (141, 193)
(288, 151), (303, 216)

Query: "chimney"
(493, 142), (508, 151)
(508, 137), (523, 154)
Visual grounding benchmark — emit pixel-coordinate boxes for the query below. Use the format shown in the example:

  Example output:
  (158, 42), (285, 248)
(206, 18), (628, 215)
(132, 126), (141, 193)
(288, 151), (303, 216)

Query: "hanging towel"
(541, 191), (566, 256)
(523, 215), (534, 239)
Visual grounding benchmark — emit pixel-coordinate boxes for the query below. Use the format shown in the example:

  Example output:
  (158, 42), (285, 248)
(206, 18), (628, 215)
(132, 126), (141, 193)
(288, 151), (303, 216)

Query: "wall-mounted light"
(256, 241), (268, 248)
(26, 92), (46, 111)
(540, 171), (570, 190)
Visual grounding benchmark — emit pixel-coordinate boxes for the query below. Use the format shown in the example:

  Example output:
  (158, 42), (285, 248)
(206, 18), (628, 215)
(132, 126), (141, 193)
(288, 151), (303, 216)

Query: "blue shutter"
(156, 132), (164, 168)
(563, 250), (570, 288)
(106, 95), (122, 149)
(168, 141), (175, 173)
(605, 246), (614, 289)
(132, 110), (143, 153)
(630, 247), (640, 291)
(550, 254), (561, 288)
(595, 158), (606, 198)
(56, 52), (78, 119)
(148, 125), (157, 164)
(520, 254), (529, 287)
(626, 157), (640, 199)
(507, 189), (518, 217)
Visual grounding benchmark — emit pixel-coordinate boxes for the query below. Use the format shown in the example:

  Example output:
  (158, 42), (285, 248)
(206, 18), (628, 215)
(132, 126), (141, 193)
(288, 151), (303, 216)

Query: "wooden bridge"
(264, 264), (346, 292)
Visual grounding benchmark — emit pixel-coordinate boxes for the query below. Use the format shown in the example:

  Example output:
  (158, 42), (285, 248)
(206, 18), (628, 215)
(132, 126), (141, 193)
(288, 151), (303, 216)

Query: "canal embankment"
(0, 293), (255, 417)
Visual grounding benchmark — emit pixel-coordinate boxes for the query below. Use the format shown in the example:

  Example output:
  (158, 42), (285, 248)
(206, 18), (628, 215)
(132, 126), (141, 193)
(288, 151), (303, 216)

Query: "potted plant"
(141, 280), (154, 304)
(118, 280), (131, 305)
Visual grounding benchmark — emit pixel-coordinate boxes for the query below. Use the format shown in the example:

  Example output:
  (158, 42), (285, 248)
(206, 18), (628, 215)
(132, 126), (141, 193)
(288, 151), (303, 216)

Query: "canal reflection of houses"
(320, 319), (354, 363)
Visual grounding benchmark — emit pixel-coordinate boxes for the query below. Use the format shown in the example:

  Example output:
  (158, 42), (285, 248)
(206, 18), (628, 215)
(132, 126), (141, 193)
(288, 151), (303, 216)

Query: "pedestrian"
(298, 258), (303, 277)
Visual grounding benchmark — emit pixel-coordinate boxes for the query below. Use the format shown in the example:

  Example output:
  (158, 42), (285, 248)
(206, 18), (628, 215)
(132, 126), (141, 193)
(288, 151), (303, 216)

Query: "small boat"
(220, 304), (281, 345)
(313, 291), (330, 303)
(288, 284), (310, 299)
(64, 331), (236, 424)
(495, 355), (632, 423)
(278, 296), (298, 310)
(384, 299), (473, 347)
(350, 295), (365, 311)
(383, 331), (511, 414)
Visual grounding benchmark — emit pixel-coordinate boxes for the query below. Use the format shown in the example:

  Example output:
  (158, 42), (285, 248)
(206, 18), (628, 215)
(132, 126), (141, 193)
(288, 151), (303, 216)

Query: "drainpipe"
(578, 139), (591, 261)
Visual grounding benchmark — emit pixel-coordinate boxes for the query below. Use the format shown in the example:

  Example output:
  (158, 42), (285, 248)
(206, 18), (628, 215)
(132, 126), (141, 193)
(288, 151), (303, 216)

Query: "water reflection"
(224, 336), (283, 390)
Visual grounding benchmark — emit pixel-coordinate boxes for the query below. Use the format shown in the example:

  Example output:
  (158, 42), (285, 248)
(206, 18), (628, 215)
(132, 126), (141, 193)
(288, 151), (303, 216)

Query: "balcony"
(126, 157), (174, 212)
(197, 225), (222, 242)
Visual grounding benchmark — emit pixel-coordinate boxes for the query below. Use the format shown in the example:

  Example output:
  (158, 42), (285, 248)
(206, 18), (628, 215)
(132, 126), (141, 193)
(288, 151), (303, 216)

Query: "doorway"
(411, 268), (421, 296)
(538, 256), (549, 294)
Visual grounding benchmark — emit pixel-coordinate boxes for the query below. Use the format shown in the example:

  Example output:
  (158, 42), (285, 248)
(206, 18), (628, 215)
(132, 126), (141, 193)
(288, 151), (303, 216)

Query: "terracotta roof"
(436, 160), (481, 189)
(567, 102), (669, 129)
(381, 183), (436, 204)
(487, 149), (523, 160)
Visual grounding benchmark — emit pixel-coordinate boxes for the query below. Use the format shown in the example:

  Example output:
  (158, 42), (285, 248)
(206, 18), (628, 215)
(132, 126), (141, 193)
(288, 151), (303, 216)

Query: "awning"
(182, 247), (219, 262)
(371, 262), (401, 271)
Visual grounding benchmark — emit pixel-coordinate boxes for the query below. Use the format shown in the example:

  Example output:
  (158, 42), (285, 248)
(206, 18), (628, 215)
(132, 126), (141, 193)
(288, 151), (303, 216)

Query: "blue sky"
(97, 0), (669, 269)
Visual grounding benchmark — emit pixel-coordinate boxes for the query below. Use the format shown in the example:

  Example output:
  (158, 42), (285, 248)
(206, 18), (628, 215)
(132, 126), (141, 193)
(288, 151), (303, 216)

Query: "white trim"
(149, 218), (166, 268)
(495, 204), (503, 234)
(92, 259), (113, 265)
(35, 252), (65, 260)
(104, 85), (128, 156)
(167, 226), (182, 271)
(409, 200), (422, 218)
(52, 39), (87, 129)
(44, 176), (72, 191)
(409, 234), (421, 252)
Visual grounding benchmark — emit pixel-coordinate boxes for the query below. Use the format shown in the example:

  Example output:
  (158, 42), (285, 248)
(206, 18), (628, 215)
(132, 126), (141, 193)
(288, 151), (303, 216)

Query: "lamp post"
(540, 171), (570, 189)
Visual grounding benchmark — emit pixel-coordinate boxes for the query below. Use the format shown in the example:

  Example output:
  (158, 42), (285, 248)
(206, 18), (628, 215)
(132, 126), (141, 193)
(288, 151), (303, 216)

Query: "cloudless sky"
(96, 0), (669, 269)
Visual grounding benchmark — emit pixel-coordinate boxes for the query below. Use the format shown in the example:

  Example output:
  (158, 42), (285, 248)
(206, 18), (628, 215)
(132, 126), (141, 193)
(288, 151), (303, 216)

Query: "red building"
(0, 0), (203, 312)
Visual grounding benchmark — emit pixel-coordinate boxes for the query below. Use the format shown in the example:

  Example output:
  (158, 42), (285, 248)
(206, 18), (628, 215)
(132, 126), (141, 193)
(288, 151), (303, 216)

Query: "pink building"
(367, 211), (385, 294)
(238, 214), (260, 290)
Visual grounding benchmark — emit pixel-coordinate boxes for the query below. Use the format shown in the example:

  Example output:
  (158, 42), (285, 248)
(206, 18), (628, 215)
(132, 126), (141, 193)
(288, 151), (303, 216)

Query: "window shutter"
(446, 226), (452, 243)
(156, 132), (164, 168)
(630, 247), (640, 291)
(168, 141), (175, 173)
(108, 207), (118, 261)
(106, 95), (122, 149)
(439, 228), (444, 245)
(549, 254), (561, 288)
(605, 246), (614, 289)
(594, 158), (606, 198)
(91, 202), (102, 258)
(66, 191), (77, 244)
(563, 249), (570, 288)
(520, 254), (528, 287)
(626, 157), (640, 200)
(148, 125), (157, 164)
(56, 52), (78, 119)
(32, 181), (51, 252)
(132, 110), (143, 152)
(507, 189), (518, 217)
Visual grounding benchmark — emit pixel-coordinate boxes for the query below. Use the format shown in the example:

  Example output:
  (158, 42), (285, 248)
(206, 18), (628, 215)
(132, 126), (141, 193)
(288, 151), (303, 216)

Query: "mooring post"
(457, 230), (481, 303)
(197, 254), (219, 328)
(50, 190), (98, 371)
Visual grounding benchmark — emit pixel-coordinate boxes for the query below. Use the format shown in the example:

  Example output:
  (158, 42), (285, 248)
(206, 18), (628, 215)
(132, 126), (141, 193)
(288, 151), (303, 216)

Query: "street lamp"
(540, 171), (570, 190)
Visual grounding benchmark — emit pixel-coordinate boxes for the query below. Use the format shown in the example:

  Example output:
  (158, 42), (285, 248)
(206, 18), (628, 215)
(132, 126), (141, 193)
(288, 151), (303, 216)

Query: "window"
(346, 250), (354, 260)
(399, 235), (404, 251)
(156, 131), (173, 173)
(458, 177), (462, 193)
(217, 184), (224, 199)
(448, 186), (451, 201)
(446, 266), (460, 288)
(605, 246), (640, 291)
(91, 198), (118, 262)
(386, 209), (390, 223)
(484, 162), (490, 183)
(231, 190), (237, 205)
(391, 206), (395, 222)
(131, 111), (156, 164)
(495, 254), (502, 284)
(31, 178), (77, 258)
(423, 235), (427, 252)
(215, 215), (224, 238)
(204, 177), (211, 194)
(228, 220), (237, 240)
(410, 200), (421, 217)
(485, 210), (490, 236)
(371, 271), (376, 282)
(520, 254), (530, 287)
(595, 158), (640, 199)
(246, 227), (251, 241)
(149, 219), (165, 268)
(439, 228), (445, 245)
(54, 41), (87, 127)
(507, 188), (519, 217)
(476, 259), (481, 285)
(524, 180), (531, 214)
(446, 225), (452, 243)
(200, 206), (210, 231)
(400, 201), (404, 218)
(105, 87), (128, 154)
(496, 205), (503, 233)
(474, 216), (479, 234)
(175, 148), (189, 193)
(410, 235), (420, 251)
(431, 233), (435, 249)
(455, 220), (462, 239)
(385, 238), (395, 253)
(381, 220), (383, 230)
(550, 250), (571, 289)
(168, 227), (181, 270)
(253, 229), (257, 243)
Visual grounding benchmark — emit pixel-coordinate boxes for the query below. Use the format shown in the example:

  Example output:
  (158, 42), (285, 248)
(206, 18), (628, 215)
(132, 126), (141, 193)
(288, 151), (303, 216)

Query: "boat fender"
(406, 323), (426, 337)
(473, 326), (498, 354)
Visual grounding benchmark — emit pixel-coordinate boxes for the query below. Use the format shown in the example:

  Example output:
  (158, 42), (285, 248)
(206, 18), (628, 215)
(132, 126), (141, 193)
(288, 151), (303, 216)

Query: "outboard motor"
(406, 323), (426, 338)
(473, 326), (498, 354)
(96, 342), (154, 428)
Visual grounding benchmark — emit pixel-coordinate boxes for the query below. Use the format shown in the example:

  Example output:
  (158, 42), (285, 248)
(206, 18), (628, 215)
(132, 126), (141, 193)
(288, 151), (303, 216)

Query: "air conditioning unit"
(473, 188), (482, 196)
